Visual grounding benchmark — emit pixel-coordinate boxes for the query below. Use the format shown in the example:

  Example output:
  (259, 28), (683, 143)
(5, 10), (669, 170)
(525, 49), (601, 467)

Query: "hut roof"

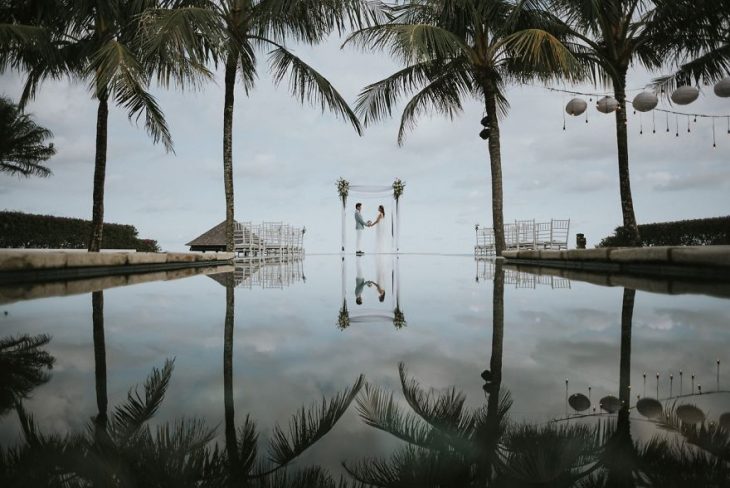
(186, 221), (262, 247)
(186, 221), (227, 247)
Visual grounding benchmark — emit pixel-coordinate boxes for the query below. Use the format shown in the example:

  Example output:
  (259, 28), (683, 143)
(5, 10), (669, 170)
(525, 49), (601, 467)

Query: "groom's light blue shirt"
(355, 210), (366, 230)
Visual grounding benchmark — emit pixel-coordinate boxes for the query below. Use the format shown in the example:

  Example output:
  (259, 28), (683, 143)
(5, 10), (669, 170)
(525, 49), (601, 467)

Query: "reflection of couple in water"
(355, 258), (385, 305)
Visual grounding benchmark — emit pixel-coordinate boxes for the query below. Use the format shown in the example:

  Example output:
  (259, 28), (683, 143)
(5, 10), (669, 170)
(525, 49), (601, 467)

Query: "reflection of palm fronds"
(652, 404), (730, 463)
(1, 361), (366, 486)
(0, 334), (54, 414)
(338, 302), (350, 330)
(392, 307), (406, 329)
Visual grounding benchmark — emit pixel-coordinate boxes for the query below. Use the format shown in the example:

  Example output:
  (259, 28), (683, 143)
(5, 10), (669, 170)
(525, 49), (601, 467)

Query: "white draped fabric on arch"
(337, 179), (404, 254)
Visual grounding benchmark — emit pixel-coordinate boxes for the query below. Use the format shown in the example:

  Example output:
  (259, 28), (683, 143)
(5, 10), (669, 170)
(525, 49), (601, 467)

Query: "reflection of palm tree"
(220, 275), (365, 483)
(92, 290), (108, 429)
(0, 334), (54, 415)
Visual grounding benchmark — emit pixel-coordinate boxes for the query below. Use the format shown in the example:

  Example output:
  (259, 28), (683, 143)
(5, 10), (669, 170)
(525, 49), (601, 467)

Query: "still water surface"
(2, 255), (729, 484)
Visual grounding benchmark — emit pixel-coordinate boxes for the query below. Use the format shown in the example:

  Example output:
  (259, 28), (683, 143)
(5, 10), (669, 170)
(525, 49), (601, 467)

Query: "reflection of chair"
(475, 228), (495, 257)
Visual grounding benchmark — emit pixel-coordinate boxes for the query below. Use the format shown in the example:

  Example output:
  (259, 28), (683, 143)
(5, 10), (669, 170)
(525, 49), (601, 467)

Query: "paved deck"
(502, 246), (730, 282)
(0, 251), (234, 285)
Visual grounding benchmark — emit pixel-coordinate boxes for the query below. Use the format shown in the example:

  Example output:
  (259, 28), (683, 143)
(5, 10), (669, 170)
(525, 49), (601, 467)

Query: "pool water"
(1, 255), (729, 484)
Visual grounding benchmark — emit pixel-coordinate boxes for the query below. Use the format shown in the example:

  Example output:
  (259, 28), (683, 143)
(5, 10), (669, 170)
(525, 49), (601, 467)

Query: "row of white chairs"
(476, 261), (571, 289)
(233, 258), (305, 289)
(234, 221), (305, 259)
(475, 219), (570, 256)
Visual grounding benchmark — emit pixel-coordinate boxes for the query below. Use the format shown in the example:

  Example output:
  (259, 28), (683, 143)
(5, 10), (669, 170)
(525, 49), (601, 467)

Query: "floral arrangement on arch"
(336, 178), (349, 205)
(337, 301), (350, 330)
(392, 178), (405, 200)
(393, 306), (406, 329)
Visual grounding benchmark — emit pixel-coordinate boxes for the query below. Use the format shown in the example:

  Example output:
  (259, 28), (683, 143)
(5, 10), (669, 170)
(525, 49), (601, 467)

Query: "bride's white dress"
(375, 211), (388, 254)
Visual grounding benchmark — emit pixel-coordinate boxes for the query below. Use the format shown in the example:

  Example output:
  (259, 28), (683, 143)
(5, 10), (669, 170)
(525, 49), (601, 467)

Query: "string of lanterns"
(543, 77), (730, 148)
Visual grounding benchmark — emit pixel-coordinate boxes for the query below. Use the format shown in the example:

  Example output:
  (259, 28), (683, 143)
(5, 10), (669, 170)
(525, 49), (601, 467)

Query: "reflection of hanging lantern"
(565, 98), (587, 116)
(599, 395), (620, 413)
(676, 404), (705, 424)
(632, 92), (658, 112)
(597, 96), (619, 113)
(671, 86), (700, 105)
(568, 393), (591, 412)
(714, 77), (730, 97)
(719, 412), (730, 430)
(636, 398), (663, 419)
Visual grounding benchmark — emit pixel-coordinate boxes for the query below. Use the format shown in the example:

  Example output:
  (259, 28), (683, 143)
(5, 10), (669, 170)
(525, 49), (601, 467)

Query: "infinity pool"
(2, 255), (729, 484)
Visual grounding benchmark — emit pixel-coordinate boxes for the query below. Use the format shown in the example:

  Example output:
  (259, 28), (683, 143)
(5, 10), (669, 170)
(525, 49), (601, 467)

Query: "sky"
(1, 34), (729, 253)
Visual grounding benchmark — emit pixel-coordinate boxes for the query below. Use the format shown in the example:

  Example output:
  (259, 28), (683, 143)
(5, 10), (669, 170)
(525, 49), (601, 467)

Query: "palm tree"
(549, 0), (730, 246)
(0, 96), (55, 177)
(345, 0), (583, 256)
(155, 0), (373, 252)
(3, 0), (212, 251)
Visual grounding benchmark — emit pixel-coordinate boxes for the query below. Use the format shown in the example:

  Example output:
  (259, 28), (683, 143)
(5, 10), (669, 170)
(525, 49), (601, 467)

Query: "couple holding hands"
(354, 202), (386, 255)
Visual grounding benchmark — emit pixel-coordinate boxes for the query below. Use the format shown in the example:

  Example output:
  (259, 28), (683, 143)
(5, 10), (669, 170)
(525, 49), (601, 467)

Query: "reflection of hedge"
(598, 216), (730, 247)
(0, 211), (160, 251)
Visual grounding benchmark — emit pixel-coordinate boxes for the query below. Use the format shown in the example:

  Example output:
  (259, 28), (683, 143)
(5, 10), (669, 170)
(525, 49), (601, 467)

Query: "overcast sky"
(1, 34), (728, 253)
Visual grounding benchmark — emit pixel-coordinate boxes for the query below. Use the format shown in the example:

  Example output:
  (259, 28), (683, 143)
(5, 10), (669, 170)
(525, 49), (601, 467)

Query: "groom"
(354, 202), (370, 255)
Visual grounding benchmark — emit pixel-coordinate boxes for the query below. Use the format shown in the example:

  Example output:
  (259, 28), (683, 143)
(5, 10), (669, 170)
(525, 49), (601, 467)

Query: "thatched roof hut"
(186, 221), (260, 252)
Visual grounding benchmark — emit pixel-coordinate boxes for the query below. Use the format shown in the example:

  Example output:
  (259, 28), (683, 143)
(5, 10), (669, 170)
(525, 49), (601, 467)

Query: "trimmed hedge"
(598, 216), (730, 247)
(0, 211), (160, 251)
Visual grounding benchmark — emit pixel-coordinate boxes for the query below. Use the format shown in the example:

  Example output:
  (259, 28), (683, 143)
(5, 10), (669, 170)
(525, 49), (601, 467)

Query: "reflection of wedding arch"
(337, 178), (405, 253)
(337, 256), (405, 329)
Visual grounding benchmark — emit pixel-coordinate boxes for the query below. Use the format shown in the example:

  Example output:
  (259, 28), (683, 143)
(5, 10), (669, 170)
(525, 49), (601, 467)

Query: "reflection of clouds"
(1, 256), (729, 474)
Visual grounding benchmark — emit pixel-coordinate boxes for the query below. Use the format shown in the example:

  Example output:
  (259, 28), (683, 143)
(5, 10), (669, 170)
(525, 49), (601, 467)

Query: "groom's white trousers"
(356, 229), (363, 252)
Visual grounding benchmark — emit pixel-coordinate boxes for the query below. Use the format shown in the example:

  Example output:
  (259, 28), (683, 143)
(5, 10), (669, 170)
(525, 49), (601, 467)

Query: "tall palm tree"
(345, 0), (583, 255)
(92, 290), (108, 430)
(156, 0), (373, 252)
(549, 0), (730, 246)
(0, 96), (55, 177)
(3, 0), (212, 251)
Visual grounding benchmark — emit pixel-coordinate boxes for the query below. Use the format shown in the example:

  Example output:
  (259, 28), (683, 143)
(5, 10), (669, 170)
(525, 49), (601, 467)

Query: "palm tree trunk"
(605, 287), (636, 487)
(478, 259), (504, 483)
(613, 71), (641, 246)
(89, 95), (109, 252)
(92, 291), (107, 430)
(223, 54), (237, 253)
(483, 81), (506, 256)
(223, 277), (239, 481)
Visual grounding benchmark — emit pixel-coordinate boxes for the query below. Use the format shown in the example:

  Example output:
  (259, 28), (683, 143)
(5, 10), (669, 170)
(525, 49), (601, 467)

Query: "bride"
(369, 205), (388, 254)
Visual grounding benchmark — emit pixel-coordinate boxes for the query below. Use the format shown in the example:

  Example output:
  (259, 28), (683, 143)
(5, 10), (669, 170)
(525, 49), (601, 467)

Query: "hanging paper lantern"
(632, 92), (658, 112)
(636, 398), (663, 419)
(714, 77), (730, 98)
(676, 404), (705, 424)
(596, 96), (619, 113)
(568, 393), (591, 412)
(671, 86), (699, 105)
(565, 98), (587, 116)
(599, 395), (620, 413)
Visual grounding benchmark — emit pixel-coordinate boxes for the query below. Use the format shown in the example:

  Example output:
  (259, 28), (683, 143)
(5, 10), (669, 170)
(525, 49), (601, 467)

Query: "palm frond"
(265, 374), (365, 468)
(268, 44), (362, 135)
(237, 414), (259, 476)
(355, 381), (436, 448)
(343, 23), (470, 65)
(397, 362), (473, 435)
(138, 6), (223, 88)
(0, 98), (55, 177)
(650, 43), (730, 96)
(109, 358), (175, 446)
(0, 333), (54, 411)
(497, 28), (585, 82)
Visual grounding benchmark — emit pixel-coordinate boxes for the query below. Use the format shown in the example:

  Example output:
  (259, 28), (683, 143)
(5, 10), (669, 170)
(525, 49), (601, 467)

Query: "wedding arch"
(336, 178), (405, 253)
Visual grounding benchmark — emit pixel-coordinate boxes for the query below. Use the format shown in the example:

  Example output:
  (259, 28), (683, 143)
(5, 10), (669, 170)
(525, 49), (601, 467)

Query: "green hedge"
(0, 211), (160, 251)
(598, 216), (730, 247)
